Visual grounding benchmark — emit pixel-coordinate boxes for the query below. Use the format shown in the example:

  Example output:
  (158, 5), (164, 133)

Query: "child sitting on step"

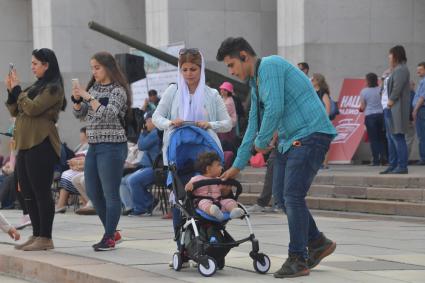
(185, 151), (244, 221)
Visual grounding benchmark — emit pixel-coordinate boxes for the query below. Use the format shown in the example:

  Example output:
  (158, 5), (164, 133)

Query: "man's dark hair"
(389, 45), (407, 64)
(418, 62), (425, 69)
(216, 37), (257, 61)
(80, 126), (87, 134)
(365, 73), (378, 88)
(195, 151), (221, 174)
(148, 89), (158, 97)
(297, 62), (309, 72)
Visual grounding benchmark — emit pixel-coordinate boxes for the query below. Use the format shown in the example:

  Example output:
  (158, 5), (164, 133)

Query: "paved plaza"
(0, 207), (424, 282)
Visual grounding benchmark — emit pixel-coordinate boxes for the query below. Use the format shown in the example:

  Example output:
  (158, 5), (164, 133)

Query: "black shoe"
(122, 208), (133, 216)
(92, 235), (106, 249)
(307, 233), (336, 269)
(379, 167), (394, 174)
(416, 160), (425, 165)
(390, 167), (408, 174)
(273, 254), (310, 278)
(94, 235), (115, 251)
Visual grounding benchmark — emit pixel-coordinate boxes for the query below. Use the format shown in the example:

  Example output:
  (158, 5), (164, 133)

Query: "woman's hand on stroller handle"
(171, 119), (184, 128)
(195, 121), (211, 129)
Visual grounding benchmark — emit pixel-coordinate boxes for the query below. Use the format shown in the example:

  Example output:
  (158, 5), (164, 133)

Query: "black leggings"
(16, 138), (58, 238)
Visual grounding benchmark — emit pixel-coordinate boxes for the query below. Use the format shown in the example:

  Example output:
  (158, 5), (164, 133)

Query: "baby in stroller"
(168, 125), (270, 277)
(185, 152), (243, 221)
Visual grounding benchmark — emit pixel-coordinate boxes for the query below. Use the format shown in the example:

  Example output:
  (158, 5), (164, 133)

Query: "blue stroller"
(167, 125), (271, 277)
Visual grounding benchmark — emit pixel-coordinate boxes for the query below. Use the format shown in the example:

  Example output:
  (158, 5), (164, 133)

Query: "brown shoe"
(22, 237), (54, 251)
(14, 236), (37, 250)
(75, 206), (96, 215)
(307, 233), (336, 269)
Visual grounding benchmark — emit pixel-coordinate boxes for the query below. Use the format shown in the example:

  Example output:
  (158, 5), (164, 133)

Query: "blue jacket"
(138, 128), (161, 167)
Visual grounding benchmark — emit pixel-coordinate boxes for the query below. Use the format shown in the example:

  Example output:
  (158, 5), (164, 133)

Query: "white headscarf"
(177, 52), (206, 121)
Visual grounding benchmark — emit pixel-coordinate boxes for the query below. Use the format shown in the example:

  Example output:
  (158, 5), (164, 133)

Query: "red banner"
(328, 79), (366, 164)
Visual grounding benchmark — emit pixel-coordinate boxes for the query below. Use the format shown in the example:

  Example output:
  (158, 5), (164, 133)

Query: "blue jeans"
(383, 109), (408, 170)
(416, 107), (425, 162)
(273, 133), (332, 257)
(365, 113), (386, 164)
(119, 174), (132, 210)
(127, 167), (155, 214)
(85, 143), (127, 238)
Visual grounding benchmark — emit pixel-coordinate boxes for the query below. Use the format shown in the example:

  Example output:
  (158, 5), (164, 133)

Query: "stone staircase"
(236, 166), (425, 217)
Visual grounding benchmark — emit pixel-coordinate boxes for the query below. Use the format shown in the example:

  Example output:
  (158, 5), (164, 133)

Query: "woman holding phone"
(5, 48), (65, 251)
(72, 51), (131, 251)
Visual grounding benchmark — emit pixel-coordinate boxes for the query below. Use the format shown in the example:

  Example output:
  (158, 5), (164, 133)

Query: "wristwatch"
(86, 96), (95, 103)
(71, 96), (83, 104)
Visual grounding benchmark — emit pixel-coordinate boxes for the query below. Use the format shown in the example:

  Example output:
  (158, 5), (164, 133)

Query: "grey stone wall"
(147, 0), (277, 77)
(0, 0), (33, 155)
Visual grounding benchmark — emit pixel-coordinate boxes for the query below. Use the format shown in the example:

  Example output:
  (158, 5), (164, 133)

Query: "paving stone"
(321, 259), (425, 271)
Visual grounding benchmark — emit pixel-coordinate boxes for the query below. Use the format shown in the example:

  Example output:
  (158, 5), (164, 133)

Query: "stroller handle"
(191, 178), (243, 200)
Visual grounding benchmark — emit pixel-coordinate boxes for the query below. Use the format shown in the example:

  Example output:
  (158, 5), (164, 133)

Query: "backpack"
(329, 99), (340, 121)
(317, 90), (339, 121)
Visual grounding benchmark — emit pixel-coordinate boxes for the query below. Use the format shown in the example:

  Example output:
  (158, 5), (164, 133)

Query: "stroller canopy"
(167, 126), (224, 169)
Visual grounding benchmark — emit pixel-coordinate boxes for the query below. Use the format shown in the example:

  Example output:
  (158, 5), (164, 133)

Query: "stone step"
(237, 167), (425, 188)
(313, 175), (425, 189)
(308, 185), (425, 202)
(238, 170), (425, 189)
(240, 182), (265, 194)
(237, 193), (425, 217)
(307, 197), (425, 217)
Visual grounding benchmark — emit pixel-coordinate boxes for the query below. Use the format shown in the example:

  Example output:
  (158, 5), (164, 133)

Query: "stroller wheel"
(253, 253), (271, 274)
(217, 257), (225, 270)
(172, 252), (183, 271)
(198, 256), (217, 277)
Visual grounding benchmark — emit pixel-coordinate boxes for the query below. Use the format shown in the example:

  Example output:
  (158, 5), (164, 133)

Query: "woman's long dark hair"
(27, 48), (66, 110)
(86, 52), (132, 109)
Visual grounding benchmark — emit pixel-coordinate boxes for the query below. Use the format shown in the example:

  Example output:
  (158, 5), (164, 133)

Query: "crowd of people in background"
(0, 37), (423, 280)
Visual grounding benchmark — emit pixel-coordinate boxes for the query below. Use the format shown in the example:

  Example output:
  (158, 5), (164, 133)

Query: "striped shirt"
(73, 82), (127, 144)
(233, 55), (337, 169)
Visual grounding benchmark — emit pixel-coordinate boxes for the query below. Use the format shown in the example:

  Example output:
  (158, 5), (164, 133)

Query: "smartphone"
(71, 78), (80, 89)
(8, 63), (14, 75)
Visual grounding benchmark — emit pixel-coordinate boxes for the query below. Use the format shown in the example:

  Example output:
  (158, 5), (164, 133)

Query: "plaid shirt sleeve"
(254, 62), (286, 150)
(232, 88), (259, 170)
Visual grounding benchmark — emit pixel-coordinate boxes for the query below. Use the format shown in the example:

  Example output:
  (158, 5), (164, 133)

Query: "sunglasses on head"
(179, 48), (200, 56)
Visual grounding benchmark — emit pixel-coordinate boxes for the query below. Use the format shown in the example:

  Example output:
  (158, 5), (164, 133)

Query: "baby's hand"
(8, 227), (20, 241)
(185, 182), (194, 192)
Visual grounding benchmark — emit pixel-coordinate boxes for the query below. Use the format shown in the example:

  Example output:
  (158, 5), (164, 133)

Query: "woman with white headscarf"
(153, 48), (232, 165)
(153, 49), (231, 259)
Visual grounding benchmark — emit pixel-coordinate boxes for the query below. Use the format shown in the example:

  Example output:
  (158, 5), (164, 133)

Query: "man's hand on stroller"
(220, 185), (232, 197)
(195, 121), (211, 129)
(220, 167), (240, 181)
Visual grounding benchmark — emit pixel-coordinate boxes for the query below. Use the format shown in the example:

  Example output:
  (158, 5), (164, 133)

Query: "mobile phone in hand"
(71, 78), (80, 89)
(8, 63), (14, 75)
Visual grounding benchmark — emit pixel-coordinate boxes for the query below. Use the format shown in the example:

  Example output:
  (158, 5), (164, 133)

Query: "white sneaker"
(247, 204), (265, 213)
(264, 206), (281, 213)
(15, 214), (32, 230)
(230, 208), (244, 219)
